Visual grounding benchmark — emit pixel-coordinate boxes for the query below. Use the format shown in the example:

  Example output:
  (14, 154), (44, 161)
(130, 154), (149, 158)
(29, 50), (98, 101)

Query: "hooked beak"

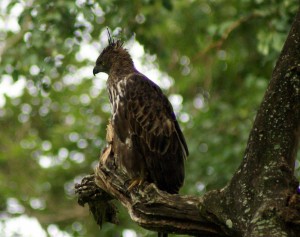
(93, 65), (104, 76)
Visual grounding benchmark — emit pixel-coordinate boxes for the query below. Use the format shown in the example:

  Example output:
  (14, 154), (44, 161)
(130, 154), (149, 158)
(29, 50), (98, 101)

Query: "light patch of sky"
(0, 215), (47, 237)
(38, 155), (53, 168)
(0, 0), (26, 106)
(47, 224), (72, 237)
(62, 66), (94, 85)
(76, 43), (99, 62)
(169, 94), (183, 113)
(0, 75), (26, 107)
(123, 229), (137, 237)
(0, 0), (23, 33)
(0, 215), (73, 237)
(127, 41), (174, 90)
(0, 1), (24, 60)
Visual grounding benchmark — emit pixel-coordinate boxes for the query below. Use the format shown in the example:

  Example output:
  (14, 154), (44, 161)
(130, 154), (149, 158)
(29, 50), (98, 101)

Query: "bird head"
(93, 36), (134, 76)
(93, 39), (122, 75)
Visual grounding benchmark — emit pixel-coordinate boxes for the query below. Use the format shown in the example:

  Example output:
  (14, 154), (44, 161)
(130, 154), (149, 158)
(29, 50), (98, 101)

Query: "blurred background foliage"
(0, 0), (299, 236)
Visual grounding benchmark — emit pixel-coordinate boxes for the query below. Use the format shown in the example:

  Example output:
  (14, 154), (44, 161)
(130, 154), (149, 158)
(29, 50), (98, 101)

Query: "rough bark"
(75, 7), (300, 237)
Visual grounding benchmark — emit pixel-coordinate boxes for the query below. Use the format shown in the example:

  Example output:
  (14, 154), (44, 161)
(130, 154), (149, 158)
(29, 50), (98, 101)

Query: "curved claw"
(127, 178), (144, 191)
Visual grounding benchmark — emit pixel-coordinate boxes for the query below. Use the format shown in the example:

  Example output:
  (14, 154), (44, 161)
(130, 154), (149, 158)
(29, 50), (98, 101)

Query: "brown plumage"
(93, 39), (188, 194)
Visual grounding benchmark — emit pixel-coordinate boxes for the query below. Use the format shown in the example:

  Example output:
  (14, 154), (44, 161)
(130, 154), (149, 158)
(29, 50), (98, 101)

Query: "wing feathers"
(124, 74), (188, 158)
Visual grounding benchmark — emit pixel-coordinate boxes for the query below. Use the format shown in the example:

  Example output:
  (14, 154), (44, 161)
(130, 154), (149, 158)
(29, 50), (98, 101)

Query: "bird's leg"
(127, 177), (144, 191)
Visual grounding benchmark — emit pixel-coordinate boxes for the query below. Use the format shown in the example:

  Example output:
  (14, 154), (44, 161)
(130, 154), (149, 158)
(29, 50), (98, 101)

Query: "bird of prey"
(93, 35), (188, 236)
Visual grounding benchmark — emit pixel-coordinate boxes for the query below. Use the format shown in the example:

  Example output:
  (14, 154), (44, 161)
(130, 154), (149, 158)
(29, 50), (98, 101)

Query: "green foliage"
(0, 0), (298, 236)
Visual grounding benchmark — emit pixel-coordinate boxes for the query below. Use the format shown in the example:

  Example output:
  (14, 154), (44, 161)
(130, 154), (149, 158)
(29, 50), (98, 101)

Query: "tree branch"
(193, 10), (274, 60)
(221, 6), (300, 236)
(93, 149), (230, 236)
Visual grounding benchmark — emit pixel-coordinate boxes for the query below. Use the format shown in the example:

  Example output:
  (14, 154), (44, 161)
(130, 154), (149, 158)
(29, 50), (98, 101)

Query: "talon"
(81, 174), (95, 184)
(127, 178), (144, 191)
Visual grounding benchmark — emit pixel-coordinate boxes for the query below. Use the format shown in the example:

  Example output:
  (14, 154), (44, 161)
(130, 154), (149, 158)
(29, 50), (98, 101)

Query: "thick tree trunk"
(75, 7), (300, 237)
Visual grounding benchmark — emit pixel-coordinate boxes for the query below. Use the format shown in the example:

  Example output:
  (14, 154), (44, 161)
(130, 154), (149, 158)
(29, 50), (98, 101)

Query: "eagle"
(93, 37), (188, 236)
